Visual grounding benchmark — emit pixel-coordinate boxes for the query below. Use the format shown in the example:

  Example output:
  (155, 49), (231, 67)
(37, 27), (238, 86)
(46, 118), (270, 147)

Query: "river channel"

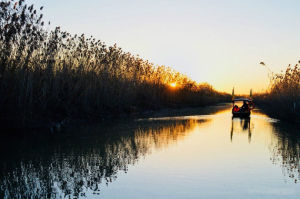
(1, 104), (300, 198)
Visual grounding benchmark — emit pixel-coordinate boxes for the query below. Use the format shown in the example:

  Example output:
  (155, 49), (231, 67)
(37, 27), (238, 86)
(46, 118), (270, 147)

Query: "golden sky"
(28, 0), (300, 94)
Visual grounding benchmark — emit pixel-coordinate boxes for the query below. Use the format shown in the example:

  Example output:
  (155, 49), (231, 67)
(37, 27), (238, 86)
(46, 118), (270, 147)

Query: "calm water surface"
(1, 104), (300, 199)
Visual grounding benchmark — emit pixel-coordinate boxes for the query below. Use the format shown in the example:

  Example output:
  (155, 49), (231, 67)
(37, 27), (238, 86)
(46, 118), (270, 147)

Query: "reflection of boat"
(232, 98), (253, 117)
(230, 117), (252, 143)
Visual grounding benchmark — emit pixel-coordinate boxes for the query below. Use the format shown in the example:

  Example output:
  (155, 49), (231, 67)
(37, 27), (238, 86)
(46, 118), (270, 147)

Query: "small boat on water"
(232, 98), (254, 117)
(231, 88), (254, 117)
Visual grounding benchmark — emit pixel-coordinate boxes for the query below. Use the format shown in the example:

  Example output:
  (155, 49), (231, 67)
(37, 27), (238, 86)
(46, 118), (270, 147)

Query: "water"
(1, 104), (300, 199)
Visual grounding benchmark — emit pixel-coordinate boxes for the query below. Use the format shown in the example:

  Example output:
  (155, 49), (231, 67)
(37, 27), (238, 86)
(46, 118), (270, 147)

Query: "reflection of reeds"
(269, 125), (300, 183)
(255, 62), (300, 119)
(0, 118), (203, 198)
(0, 1), (229, 126)
(134, 119), (201, 152)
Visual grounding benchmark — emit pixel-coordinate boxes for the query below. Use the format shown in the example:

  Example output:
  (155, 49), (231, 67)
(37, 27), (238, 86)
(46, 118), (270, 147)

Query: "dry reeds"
(255, 61), (300, 119)
(0, 0), (229, 127)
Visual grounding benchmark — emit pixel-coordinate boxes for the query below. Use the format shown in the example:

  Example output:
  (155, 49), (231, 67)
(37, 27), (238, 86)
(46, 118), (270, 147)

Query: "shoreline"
(255, 103), (300, 124)
(0, 103), (231, 135)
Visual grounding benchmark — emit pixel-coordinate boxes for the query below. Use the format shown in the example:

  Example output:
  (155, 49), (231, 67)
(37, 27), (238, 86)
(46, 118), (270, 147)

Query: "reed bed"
(0, 0), (229, 127)
(255, 61), (300, 120)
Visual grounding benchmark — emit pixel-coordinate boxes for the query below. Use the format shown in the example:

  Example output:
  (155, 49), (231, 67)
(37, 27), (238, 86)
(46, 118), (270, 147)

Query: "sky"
(27, 0), (300, 94)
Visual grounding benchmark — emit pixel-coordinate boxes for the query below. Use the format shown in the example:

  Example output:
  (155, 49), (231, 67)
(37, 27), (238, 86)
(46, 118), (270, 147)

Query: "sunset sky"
(28, 0), (300, 94)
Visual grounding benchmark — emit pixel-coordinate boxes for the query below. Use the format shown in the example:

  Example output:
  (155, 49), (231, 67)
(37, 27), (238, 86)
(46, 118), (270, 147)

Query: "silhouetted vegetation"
(255, 61), (300, 121)
(0, 0), (229, 128)
(0, 118), (204, 198)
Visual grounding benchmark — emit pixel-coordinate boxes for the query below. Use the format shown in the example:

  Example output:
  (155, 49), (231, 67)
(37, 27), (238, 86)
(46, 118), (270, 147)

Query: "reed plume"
(0, 0), (229, 127)
(255, 62), (300, 119)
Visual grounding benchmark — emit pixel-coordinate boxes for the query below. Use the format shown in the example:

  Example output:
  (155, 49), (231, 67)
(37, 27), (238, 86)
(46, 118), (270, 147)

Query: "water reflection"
(269, 123), (300, 183)
(0, 119), (205, 199)
(230, 117), (253, 143)
(1, 106), (300, 198)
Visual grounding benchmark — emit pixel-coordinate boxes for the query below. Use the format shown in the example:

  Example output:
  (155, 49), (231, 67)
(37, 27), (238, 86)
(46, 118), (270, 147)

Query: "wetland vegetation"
(0, 0), (229, 129)
(255, 61), (300, 122)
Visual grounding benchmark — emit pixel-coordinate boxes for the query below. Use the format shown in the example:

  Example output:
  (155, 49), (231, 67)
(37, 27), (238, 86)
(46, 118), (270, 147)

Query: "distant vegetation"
(255, 61), (300, 120)
(0, 0), (229, 127)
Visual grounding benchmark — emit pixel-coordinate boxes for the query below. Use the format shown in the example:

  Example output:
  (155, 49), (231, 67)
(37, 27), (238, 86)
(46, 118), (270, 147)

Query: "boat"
(232, 98), (253, 117)
(231, 88), (254, 117)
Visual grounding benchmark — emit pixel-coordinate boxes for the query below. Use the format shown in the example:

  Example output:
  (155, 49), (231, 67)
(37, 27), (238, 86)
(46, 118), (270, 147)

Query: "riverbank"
(0, 102), (231, 135)
(255, 104), (300, 123)
(141, 103), (231, 118)
(254, 95), (300, 123)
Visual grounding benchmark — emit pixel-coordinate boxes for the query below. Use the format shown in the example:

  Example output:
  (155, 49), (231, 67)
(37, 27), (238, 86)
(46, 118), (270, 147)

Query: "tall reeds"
(255, 61), (300, 119)
(0, 0), (229, 127)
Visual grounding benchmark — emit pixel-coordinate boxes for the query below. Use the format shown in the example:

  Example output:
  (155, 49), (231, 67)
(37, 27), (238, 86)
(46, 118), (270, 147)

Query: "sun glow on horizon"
(170, 82), (177, 88)
(26, 0), (300, 94)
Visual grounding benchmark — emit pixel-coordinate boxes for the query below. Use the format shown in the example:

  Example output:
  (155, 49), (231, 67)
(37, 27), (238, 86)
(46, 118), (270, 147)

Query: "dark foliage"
(255, 61), (300, 120)
(0, 0), (230, 127)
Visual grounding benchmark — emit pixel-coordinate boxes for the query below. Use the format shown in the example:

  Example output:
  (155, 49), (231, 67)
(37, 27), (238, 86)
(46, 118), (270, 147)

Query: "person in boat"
(241, 101), (249, 111)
